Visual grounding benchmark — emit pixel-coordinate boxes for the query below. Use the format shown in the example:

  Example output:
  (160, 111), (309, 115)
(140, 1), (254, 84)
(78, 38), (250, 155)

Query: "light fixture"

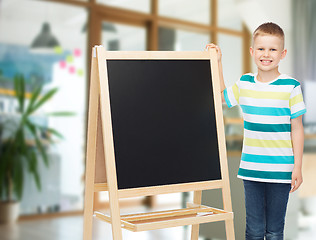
(30, 22), (60, 53)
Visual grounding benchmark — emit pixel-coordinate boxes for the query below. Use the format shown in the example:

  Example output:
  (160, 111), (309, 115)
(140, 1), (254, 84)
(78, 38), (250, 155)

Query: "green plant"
(0, 75), (71, 202)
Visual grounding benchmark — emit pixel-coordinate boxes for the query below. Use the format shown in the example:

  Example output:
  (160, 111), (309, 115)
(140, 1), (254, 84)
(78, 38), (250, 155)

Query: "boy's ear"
(281, 49), (287, 59)
(250, 47), (254, 56)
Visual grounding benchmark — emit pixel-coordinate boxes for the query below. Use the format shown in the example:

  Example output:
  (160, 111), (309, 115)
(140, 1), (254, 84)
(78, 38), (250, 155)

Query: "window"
(159, 0), (211, 25)
(0, 0), (249, 216)
(101, 21), (146, 51)
(97, 0), (151, 13)
(0, 0), (88, 214)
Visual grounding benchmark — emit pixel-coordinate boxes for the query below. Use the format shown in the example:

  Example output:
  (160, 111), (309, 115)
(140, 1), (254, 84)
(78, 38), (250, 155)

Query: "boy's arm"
(290, 115), (304, 193)
(218, 60), (226, 102)
(206, 44), (226, 102)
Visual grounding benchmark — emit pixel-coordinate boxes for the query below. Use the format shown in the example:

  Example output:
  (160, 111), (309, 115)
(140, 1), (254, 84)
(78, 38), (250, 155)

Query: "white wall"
(236, 0), (293, 76)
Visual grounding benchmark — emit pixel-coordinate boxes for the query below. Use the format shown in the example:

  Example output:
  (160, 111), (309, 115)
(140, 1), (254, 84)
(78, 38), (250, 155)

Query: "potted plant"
(0, 75), (70, 224)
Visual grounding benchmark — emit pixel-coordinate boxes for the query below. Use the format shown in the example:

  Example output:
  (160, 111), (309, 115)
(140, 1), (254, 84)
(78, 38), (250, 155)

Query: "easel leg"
(108, 194), (123, 240)
(191, 190), (202, 240)
(83, 49), (99, 240)
(222, 186), (235, 240)
(83, 143), (97, 240)
(225, 218), (235, 240)
(83, 187), (94, 240)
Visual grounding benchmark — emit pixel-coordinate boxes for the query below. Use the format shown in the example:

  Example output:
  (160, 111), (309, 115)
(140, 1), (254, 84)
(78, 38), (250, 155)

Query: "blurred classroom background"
(0, 0), (315, 239)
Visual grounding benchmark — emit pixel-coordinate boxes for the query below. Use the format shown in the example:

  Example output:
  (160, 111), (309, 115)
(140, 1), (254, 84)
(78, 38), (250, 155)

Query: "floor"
(0, 216), (194, 240)
(297, 212), (316, 240)
(0, 211), (315, 240)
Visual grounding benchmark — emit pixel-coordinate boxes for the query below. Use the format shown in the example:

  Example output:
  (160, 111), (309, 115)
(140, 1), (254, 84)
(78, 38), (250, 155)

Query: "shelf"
(94, 203), (233, 232)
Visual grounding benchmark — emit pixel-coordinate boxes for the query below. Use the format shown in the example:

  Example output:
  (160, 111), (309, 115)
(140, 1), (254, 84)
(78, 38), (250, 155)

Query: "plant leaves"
(0, 146), (10, 190)
(30, 122), (64, 140)
(46, 128), (64, 139)
(1, 76), (71, 201)
(27, 88), (58, 115)
(14, 75), (25, 113)
(25, 85), (42, 117)
(16, 128), (27, 156)
(29, 151), (41, 191)
(46, 111), (76, 117)
(34, 136), (49, 168)
(25, 119), (36, 137)
(24, 120), (49, 167)
(13, 75), (21, 110)
(13, 155), (24, 201)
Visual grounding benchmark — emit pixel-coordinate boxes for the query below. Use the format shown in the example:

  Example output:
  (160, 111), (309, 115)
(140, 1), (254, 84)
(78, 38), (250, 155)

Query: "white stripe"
(236, 79), (242, 89)
(279, 74), (295, 80)
(239, 97), (289, 108)
(244, 129), (291, 140)
(243, 73), (254, 77)
(290, 85), (303, 98)
(239, 161), (294, 172)
(242, 145), (293, 156)
(291, 102), (306, 114)
(239, 81), (294, 92)
(227, 87), (238, 107)
(243, 113), (290, 124)
(237, 175), (291, 183)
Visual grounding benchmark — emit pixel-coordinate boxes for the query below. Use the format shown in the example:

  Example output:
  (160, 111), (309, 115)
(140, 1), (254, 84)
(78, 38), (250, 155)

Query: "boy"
(206, 22), (306, 240)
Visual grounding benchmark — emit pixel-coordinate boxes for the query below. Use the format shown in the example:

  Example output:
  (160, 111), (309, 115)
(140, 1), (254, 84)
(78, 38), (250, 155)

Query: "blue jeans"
(243, 180), (291, 240)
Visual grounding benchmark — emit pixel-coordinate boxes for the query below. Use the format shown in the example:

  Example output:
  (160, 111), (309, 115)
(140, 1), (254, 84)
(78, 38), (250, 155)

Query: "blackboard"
(106, 60), (222, 190)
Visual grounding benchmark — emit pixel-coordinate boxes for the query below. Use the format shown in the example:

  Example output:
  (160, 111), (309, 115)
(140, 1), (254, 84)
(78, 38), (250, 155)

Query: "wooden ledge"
(94, 203), (233, 232)
(94, 180), (224, 199)
(94, 183), (108, 192)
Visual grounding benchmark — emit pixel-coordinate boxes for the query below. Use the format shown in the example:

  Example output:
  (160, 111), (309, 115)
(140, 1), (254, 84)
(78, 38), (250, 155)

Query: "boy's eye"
(271, 49), (277, 51)
(258, 48), (264, 51)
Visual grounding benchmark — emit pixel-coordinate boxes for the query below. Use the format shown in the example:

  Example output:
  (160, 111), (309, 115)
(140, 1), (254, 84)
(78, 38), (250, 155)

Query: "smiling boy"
(206, 22), (306, 240)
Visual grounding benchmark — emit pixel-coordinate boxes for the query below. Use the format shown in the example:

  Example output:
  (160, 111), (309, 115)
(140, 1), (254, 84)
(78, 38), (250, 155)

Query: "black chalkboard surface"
(106, 60), (221, 190)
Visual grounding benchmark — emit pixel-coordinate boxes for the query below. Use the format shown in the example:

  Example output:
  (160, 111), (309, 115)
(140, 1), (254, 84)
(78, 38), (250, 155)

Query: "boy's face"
(250, 34), (287, 73)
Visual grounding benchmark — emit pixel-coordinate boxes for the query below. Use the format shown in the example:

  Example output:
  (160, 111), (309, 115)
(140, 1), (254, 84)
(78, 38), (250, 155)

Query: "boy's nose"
(263, 50), (270, 57)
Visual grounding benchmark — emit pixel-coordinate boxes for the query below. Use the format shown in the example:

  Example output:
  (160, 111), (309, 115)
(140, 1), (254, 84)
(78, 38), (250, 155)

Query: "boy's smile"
(250, 34), (287, 75)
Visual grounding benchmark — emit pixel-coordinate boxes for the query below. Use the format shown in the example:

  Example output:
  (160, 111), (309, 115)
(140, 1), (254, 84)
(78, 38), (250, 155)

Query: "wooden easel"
(83, 46), (235, 240)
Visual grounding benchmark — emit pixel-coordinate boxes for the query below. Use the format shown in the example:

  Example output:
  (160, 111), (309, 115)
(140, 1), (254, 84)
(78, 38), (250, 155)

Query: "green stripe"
(241, 153), (294, 164)
(244, 121), (291, 132)
(240, 75), (255, 83)
(270, 79), (300, 87)
(240, 105), (291, 116)
(291, 109), (306, 119)
(238, 168), (292, 180)
(224, 88), (232, 108)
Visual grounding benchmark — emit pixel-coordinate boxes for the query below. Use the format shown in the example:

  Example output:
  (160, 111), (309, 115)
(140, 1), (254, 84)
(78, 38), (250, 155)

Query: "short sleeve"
(223, 81), (240, 108)
(289, 84), (306, 119)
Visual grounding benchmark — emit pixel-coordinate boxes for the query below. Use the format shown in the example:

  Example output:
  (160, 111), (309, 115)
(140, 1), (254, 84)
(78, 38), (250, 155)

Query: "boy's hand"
(290, 167), (303, 193)
(205, 43), (222, 62)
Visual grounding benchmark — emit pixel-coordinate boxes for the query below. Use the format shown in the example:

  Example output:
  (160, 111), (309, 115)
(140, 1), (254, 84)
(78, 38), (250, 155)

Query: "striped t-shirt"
(223, 73), (306, 183)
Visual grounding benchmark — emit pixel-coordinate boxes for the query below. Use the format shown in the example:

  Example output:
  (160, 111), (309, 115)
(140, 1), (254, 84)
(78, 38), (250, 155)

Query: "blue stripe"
(223, 88), (232, 108)
(238, 168), (292, 180)
(270, 79), (300, 87)
(240, 74), (255, 83)
(241, 153), (294, 164)
(291, 109), (306, 119)
(240, 105), (291, 116)
(244, 121), (291, 132)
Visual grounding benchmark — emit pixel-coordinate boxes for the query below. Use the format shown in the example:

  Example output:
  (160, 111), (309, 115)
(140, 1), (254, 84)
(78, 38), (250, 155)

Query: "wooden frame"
(83, 46), (235, 240)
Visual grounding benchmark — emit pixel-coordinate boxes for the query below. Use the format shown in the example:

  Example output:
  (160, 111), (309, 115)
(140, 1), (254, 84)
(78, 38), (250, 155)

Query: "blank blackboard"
(106, 60), (221, 190)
